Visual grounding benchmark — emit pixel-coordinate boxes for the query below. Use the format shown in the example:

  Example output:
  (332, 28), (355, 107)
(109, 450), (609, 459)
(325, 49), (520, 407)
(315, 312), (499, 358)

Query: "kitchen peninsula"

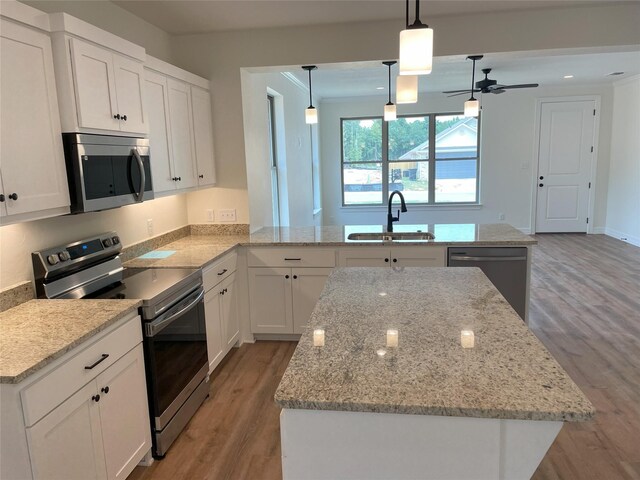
(275, 267), (594, 480)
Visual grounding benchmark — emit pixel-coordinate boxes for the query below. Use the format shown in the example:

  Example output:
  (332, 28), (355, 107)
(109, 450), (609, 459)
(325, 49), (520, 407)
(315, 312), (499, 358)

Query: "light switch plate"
(219, 209), (236, 222)
(147, 218), (154, 236)
(206, 209), (214, 222)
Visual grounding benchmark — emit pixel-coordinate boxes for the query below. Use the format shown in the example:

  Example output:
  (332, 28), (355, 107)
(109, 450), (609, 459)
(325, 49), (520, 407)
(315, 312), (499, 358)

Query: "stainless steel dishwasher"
(448, 247), (528, 320)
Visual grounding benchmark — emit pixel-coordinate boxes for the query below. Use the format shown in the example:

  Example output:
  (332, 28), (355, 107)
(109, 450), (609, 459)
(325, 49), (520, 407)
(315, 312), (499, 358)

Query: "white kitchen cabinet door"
(205, 288), (224, 373)
(70, 38), (119, 132)
(0, 19), (69, 218)
(167, 78), (197, 189)
(337, 248), (390, 267)
(249, 267), (293, 334)
(96, 345), (151, 480)
(391, 246), (446, 267)
(291, 268), (333, 334)
(27, 382), (107, 480)
(113, 55), (147, 135)
(145, 70), (176, 193)
(221, 273), (239, 349)
(190, 86), (216, 187)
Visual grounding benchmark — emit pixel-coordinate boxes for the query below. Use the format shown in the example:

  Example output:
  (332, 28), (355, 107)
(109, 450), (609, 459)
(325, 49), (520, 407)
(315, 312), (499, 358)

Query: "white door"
(70, 38), (119, 131)
(392, 246), (446, 267)
(0, 20), (70, 217)
(249, 267), (293, 334)
(204, 287), (224, 373)
(27, 382), (107, 480)
(191, 86), (217, 187)
(145, 70), (175, 193)
(221, 273), (239, 349)
(167, 78), (197, 189)
(113, 54), (147, 135)
(535, 100), (595, 232)
(291, 268), (333, 334)
(338, 248), (390, 267)
(96, 345), (151, 480)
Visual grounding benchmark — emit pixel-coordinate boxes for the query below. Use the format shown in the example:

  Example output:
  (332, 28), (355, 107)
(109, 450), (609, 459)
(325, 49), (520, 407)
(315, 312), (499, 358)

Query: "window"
(341, 113), (479, 205)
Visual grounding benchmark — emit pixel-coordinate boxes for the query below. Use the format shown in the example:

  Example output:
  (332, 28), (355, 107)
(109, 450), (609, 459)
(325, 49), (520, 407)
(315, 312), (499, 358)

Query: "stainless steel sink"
(347, 232), (436, 241)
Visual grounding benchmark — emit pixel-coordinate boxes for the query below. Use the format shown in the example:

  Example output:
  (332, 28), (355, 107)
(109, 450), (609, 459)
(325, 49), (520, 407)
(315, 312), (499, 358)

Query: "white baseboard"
(604, 227), (640, 247)
(591, 227), (606, 234)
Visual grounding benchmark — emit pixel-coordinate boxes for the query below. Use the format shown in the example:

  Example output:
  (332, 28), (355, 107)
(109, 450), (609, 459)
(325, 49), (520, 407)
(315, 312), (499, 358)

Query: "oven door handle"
(144, 287), (204, 337)
(132, 147), (145, 202)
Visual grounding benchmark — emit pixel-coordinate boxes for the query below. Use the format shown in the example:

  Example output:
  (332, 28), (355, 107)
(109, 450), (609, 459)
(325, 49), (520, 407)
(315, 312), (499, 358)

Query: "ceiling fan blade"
(442, 89), (471, 94)
(490, 89), (506, 94)
(499, 83), (539, 90)
(447, 92), (470, 97)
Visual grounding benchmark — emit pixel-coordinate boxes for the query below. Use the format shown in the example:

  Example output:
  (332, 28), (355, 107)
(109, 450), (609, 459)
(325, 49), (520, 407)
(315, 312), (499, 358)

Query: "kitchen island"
(275, 267), (593, 480)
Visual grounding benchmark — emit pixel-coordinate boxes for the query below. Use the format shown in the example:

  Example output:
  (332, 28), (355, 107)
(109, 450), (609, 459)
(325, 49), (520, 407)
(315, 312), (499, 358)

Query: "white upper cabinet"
(145, 70), (175, 193)
(49, 13), (147, 136)
(0, 17), (70, 224)
(167, 78), (198, 189)
(191, 86), (217, 187)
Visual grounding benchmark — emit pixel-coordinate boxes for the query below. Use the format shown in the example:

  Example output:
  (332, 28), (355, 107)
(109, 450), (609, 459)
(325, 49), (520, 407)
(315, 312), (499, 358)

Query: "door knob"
(8, 193), (18, 200)
(539, 183), (544, 187)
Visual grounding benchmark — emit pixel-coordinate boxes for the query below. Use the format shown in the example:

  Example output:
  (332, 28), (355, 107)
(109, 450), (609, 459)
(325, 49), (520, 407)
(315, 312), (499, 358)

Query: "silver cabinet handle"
(132, 148), (145, 202)
(450, 255), (527, 262)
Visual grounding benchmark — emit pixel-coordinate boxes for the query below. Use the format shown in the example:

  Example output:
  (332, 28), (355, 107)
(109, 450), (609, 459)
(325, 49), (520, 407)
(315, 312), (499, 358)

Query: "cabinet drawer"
(21, 314), (142, 427)
(247, 248), (336, 268)
(203, 251), (237, 292)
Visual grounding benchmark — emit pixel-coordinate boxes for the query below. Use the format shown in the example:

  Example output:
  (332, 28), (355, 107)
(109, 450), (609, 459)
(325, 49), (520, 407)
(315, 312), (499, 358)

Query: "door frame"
(530, 95), (601, 234)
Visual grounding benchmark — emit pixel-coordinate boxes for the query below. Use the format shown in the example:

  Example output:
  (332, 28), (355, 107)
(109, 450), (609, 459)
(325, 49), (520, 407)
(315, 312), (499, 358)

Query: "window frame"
(340, 112), (481, 207)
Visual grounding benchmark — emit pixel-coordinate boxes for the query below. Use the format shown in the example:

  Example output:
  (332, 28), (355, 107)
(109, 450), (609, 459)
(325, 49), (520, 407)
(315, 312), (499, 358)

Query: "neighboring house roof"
(398, 117), (478, 160)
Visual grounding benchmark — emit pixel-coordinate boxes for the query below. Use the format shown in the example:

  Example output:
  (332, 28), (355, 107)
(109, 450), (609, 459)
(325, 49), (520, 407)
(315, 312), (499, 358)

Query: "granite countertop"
(0, 299), (141, 384)
(274, 267), (593, 422)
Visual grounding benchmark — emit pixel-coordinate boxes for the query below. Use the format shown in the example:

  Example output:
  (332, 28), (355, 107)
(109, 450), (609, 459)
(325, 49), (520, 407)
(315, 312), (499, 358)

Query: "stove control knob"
(102, 238), (113, 248)
(111, 236), (120, 245)
(58, 251), (71, 262)
(47, 254), (59, 265)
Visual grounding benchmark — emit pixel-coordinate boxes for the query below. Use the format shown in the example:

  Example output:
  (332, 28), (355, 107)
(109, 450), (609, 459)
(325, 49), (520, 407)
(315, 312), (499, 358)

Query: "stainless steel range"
(32, 232), (209, 458)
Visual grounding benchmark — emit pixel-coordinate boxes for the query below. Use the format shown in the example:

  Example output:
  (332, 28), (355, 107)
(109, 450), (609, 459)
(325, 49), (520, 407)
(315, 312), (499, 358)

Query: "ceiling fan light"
(399, 27), (433, 75)
(396, 75), (418, 104)
(464, 99), (479, 117)
(384, 104), (397, 121)
(305, 106), (318, 124)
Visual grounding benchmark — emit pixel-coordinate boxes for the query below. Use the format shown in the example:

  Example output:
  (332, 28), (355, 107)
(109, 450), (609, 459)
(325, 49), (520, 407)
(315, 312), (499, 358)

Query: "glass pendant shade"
(464, 99), (479, 117)
(399, 27), (433, 75)
(384, 104), (397, 121)
(305, 106), (318, 124)
(396, 75), (418, 104)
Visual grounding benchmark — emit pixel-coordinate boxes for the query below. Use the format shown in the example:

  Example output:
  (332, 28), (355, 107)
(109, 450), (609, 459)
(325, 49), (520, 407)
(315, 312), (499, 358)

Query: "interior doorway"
(534, 98), (599, 233)
(267, 94), (281, 227)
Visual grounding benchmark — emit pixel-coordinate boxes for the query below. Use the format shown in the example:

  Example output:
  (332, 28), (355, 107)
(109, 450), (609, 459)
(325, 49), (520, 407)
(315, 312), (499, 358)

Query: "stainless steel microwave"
(62, 133), (153, 213)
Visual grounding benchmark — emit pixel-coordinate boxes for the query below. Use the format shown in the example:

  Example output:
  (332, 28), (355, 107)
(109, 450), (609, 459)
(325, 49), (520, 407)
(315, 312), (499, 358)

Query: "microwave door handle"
(132, 147), (145, 202)
(144, 288), (205, 337)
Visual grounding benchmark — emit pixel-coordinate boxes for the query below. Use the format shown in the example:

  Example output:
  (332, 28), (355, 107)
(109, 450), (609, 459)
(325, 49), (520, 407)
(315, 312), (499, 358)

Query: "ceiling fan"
(444, 66), (539, 97)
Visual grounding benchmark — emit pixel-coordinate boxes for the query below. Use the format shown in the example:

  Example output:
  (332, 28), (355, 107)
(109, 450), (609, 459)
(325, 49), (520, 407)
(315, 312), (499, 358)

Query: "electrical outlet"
(219, 209), (236, 222)
(147, 218), (154, 236)
(206, 209), (214, 222)
(498, 213), (506, 221)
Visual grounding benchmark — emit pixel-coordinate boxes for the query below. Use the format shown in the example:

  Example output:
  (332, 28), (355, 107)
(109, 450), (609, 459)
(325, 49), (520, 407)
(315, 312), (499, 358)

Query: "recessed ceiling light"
(376, 86), (385, 90)
(563, 75), (574, 79)
(608, 71), (625, 76)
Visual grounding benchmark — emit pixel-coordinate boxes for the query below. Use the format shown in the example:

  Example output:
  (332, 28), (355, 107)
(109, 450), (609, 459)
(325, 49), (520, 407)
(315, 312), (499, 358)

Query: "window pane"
(435, 115), (477, 159)
(343, 162), (383, 205)
(388, 116), (429, 160)
(388, 161), (429, 203)
(342, 118), (383, 162)
(435, 159), (477, 203)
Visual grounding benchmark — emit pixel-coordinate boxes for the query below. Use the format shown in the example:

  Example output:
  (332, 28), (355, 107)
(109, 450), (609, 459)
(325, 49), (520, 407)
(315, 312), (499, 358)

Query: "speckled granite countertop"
(275, 267), (593, 422)
(0, 299), (141, 384)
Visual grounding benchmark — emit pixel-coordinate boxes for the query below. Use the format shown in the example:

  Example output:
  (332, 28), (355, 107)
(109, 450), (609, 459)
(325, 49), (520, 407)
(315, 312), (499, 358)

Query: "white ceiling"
(112, 0), (616, 35)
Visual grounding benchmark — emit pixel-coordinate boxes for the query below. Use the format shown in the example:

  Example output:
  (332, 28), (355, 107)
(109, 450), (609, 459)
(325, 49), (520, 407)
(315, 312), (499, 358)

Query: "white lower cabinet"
(203, 252), (239, 373)
(338, 246), (446, 267)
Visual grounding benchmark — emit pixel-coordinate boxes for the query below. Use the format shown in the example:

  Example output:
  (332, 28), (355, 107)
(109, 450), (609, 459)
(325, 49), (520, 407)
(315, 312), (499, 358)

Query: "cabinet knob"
(122, 115), (127, 121)
(177, 177), (182, 181)
(539, 183), (544, 188)
(114, 114), (121, 120)
(0, 194), (4, 202)
(285, 274), (290, 279)
(199, 174), (204, 179)
(392, 258), (397, 263)
(91, 394), (101, 403)
(539, 176), (544, 180)
(293, 275), (298, 279)
(384, 258), (389, 263)
(8, 193), (18, 201)
(101, 386), (110, 394)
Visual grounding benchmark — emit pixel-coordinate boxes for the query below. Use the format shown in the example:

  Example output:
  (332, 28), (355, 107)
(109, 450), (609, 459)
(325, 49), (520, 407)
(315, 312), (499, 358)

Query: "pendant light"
(382, 61), (397, 121)
(399, 0), (433, 75)
(464, 55), (482, 117)
(302, 65), (318, 124)
(396, 74), (418, 104)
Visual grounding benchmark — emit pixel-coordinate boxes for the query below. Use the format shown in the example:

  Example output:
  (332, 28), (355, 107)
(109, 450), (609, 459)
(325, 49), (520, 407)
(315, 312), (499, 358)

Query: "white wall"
(0, 195), (189, 289)
(605, 75), (640, 246)
(320, 84), (613, 232)
(169, 2), (639, 226)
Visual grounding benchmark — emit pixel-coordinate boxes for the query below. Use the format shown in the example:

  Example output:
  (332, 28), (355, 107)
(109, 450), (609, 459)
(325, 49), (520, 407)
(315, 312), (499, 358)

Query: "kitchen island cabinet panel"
(291, 268), (333, 334)
(249, 267), (293, 335)
(337, 246), (446, 267)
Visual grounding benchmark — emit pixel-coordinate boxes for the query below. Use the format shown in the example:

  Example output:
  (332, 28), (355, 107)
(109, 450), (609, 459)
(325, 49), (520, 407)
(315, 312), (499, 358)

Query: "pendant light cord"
(405, 0), (409, 28)
(308, 69), (313, 107)
(388, 65), (392, 104)
(470, 59), (476, 100)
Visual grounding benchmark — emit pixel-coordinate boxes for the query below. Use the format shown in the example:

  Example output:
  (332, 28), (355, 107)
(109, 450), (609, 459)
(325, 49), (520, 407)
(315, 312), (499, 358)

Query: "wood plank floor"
(129, 234), (640, 480)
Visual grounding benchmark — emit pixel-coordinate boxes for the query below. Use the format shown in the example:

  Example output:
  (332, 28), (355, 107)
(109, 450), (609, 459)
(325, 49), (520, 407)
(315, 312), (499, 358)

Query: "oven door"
(143, 286), (208, 429)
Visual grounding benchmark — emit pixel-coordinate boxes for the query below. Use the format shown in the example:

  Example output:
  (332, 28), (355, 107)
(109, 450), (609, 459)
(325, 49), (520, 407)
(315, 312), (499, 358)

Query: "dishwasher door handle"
(450, 255), (527, 262)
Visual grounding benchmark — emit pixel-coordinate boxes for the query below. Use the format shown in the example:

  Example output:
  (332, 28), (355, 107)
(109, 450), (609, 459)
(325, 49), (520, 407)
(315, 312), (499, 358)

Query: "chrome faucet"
(387, 190), (407, 232)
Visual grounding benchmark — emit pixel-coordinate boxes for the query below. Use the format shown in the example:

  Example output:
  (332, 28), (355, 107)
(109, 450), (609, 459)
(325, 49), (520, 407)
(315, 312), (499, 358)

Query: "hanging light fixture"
(382, 61), (397, 121)
(302, 65), (318, 124)
(396, 74), (418, 104)
(399, 0), (433, 75)
(464, 55), (482, 117)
